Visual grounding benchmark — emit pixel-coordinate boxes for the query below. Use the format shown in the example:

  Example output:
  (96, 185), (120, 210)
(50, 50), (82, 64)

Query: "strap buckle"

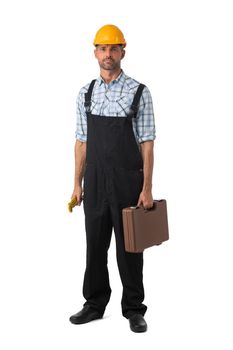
(84, 99), (91, 113)
(128, 104), (138, 117)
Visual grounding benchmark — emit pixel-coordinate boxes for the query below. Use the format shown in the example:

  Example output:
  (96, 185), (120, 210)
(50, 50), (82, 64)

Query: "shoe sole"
(130, 326), (147, 333)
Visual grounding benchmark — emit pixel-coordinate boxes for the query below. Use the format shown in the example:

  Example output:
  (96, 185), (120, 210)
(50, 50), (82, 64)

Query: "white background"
(0, 0), (233, 349)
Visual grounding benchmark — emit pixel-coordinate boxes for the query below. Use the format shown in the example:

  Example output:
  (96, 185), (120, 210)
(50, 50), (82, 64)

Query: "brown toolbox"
(122, 199), (169, 253)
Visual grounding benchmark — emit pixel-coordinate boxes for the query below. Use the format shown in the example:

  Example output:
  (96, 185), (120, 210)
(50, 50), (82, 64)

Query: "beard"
(99, 58), (120, 71)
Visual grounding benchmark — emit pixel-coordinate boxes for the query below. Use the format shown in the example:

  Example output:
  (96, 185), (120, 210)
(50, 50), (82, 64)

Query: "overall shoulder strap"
(84, 79), (96, 113)
(129, 84), (145, 118)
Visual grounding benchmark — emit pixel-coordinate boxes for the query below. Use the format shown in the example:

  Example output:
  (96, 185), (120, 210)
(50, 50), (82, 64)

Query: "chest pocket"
(114, 94), (133, 116)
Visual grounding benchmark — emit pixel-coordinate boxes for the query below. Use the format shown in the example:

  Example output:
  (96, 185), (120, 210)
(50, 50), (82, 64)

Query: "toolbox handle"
(134, 201), (157, 212)
(130, 200), (164, 211)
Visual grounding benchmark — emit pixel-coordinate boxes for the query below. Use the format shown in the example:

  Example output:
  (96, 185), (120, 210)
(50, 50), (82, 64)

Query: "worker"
(69, 24), (156, 333)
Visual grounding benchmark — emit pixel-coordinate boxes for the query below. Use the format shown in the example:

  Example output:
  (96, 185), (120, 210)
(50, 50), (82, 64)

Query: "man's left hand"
(137, 190), (154, 210)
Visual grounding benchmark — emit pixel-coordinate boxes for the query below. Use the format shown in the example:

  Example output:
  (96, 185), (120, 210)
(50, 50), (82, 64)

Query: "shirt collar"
(96, 69), (127, 86)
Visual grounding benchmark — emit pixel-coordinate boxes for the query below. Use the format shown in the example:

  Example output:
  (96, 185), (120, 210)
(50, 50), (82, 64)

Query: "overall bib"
(82, 80), (147, 319)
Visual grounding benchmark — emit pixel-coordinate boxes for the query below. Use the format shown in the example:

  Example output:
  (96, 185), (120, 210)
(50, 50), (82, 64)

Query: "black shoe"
(129, 314), (147, 333)
(69, 305), (103, 325)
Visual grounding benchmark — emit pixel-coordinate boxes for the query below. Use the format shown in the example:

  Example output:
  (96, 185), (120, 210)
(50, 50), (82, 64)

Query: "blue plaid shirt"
(75, 70), (156, 146)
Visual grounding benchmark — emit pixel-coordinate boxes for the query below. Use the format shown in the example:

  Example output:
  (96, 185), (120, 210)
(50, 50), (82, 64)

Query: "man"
(69, 24), (156, 333)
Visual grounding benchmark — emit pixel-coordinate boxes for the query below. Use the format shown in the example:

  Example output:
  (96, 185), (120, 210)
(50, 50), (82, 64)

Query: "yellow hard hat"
(93, 24), (126, 47)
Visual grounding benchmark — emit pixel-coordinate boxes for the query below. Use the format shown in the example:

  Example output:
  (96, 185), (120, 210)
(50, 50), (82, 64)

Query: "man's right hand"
(71, 186), (84, 207)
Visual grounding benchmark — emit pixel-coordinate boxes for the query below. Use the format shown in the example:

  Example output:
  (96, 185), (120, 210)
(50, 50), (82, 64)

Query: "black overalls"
(82, 80), (147, 319)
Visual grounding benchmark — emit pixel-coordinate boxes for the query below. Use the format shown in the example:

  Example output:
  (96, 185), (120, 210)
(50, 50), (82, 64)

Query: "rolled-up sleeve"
(75, 89), (87, 142)
(136, 86), (156, 143)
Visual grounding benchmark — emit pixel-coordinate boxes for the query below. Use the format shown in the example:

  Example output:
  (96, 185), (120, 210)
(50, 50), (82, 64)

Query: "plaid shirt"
(75, 70), (156, 146)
